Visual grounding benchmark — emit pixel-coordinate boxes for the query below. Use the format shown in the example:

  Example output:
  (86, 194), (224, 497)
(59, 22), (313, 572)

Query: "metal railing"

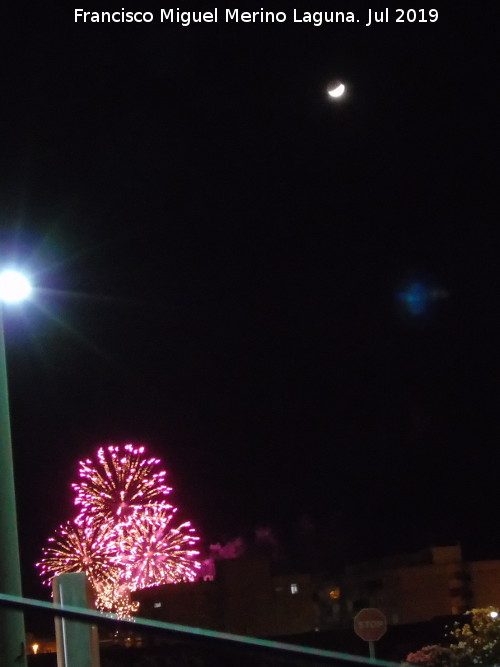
(0, 592), (399, 666)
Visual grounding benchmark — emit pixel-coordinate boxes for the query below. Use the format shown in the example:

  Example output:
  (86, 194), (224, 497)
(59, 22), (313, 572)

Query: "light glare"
(0, 270), (32, 303)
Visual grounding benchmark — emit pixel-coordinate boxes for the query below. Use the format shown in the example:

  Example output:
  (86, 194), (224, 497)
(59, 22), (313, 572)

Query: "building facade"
(326, 545), (500, 627)
(134, 556), (317, 637)
(134, 546), (500, 637)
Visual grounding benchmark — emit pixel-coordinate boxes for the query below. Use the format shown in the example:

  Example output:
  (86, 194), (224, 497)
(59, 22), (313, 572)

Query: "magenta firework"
(118, 506), (200, 590)
(37, 519), (119, 589)
(37, 444), (200, 616)
(73, 444), (172, 525)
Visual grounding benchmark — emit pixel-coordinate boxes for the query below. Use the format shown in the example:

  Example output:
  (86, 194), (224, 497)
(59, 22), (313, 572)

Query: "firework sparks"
(38, 443), (200, 617)
(94, 580), (139, 616)
(37, 519), (119, 591)
(73, 444), (172, 525)
(117, 506), (200, 590)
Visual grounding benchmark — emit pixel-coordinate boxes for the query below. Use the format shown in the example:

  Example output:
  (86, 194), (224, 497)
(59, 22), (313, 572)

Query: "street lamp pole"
(0, 270), (31, 666)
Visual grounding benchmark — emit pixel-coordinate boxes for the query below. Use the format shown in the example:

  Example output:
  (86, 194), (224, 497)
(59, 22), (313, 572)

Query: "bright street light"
(0, 268), (31, 666)
(0, 270), (32, 303)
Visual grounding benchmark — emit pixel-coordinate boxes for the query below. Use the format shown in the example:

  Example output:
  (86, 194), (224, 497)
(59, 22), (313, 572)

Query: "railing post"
(52, 573), (100, 667)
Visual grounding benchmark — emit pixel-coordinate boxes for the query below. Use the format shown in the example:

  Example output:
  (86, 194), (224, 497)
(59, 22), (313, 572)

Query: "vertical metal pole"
(369, 640), (375, 661)
(53, 573), (101, 667)
(0, 307), (27, 665)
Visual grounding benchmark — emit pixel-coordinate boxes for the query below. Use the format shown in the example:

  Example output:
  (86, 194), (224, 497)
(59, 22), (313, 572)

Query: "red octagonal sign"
(354, 608), (387, 642)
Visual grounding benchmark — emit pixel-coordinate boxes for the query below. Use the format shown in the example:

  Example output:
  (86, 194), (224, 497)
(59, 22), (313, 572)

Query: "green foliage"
(405, 608), (500, 667)
(449, 607), (500, 666)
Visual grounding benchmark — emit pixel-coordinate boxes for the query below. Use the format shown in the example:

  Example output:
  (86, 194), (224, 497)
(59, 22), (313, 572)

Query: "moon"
(328, 83), (345, 98)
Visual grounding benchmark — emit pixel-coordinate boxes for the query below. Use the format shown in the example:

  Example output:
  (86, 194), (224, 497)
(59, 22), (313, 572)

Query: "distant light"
(490, 611), (498, 619)
(0, 270), (32, 303)
(32, 644), (39, 655)
(328, 83), (346, 98)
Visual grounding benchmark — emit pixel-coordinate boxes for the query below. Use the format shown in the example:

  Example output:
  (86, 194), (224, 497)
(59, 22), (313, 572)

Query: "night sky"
(1, 2), (499, 600)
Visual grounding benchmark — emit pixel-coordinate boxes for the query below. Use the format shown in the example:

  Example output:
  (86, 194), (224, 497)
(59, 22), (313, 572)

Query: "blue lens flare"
(399, 282), (428, 316)
(398, 282), (449, 317)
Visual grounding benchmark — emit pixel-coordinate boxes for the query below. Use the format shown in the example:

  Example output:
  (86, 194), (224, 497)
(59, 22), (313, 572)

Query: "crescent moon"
(328, 83), (345, 98)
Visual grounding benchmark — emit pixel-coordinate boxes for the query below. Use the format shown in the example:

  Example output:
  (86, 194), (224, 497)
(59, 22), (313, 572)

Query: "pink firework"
(73, 444), (172, 525)
(93, 580), (139, 616)
(36, 519), (119, 591)
(38, 443), (200, 616)
(117, 506), (200, 590)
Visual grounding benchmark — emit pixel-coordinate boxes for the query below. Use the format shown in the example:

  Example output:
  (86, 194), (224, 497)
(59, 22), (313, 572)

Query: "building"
(327, 544), (500, 627)
(469, 559), (500, 608)
(134, 556), (317, 637)
(134, 546), (500, 639)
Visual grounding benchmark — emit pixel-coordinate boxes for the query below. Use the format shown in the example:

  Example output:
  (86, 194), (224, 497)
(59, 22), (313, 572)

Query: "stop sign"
(354, 608), (387, 642)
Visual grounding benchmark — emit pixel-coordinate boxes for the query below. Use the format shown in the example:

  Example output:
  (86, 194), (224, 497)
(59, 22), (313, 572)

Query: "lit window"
(290, 583), (298, 595)
(154, 601), (162, 608)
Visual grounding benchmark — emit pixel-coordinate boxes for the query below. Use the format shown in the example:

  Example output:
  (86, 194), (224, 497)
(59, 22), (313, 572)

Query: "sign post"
(53, 572), (100, 667)
(354, 607), (387, 661)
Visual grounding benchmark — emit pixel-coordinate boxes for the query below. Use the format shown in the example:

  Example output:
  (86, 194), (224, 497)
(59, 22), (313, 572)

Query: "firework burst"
(37, 519), (119, 591)
(117, 506), (200, 590)
(38, 443), (200, 617)
(73, 444), (172, 526)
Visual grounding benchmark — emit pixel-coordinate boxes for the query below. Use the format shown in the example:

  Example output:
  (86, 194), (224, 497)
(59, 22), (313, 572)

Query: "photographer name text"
(74, 8), (439, 27)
